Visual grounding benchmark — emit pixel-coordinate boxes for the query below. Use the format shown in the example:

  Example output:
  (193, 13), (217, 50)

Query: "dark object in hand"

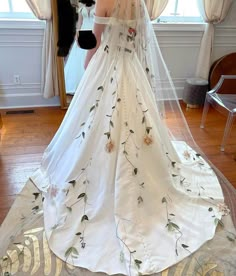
(79, 0), (95, 7)
(77, 30), (97, 50)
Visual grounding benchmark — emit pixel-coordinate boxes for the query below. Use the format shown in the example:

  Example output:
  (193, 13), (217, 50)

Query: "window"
(158, 0), (203, 23)
(0, 0), (36, 19)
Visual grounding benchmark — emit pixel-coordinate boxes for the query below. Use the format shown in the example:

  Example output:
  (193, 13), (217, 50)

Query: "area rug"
(0, 178), (236, 276)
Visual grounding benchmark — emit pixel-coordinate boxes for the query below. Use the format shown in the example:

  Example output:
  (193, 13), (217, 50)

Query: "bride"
(1, 0), (234, 275)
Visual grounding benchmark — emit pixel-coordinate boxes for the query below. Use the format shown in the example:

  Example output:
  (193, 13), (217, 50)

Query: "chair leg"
(200, 96), (210, 129)
(220, 112), (234, 152)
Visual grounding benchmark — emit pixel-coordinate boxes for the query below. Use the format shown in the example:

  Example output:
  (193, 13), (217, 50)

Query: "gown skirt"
(31, 28), (224, 275)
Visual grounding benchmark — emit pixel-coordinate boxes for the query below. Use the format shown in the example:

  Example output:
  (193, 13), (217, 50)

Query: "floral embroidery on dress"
(48, 185), (59, 198)
(217, 203), (230, 216)
(143, 134), (153, 145)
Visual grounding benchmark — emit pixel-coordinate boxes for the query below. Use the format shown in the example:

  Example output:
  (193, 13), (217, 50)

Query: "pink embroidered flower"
(217, 203), (230, 216)
(106, 140), (115, 153)
(183, 150), (191, 160)
(144, 135), (153, 145)
(49, 185), (59, 198)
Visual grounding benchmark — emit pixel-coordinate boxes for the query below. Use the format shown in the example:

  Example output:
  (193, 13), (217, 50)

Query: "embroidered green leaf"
(117, 98), (121, 102)
(65, 247), (79, 258)
(172, 174), (178, 177)
(172, 162), (176, 168)
(130, 129), (134, 133)
(112, 105), (116, 109)
(97, 86), (104, 91)
(33, 192), (40, 200)
(51, 224), (59, 230)
(32, 206), (39, 211)
(167, 222), (180, 231)
(66, 206), (72, 212)
(78, 193), (86, 199)
(138, 196), (143, 204)
(123, 150), (128, 155)
(69, 180), (76, 187)
(146, 67), (150, 73)
(110, 121), (114, 127)
(227, 235), (235, 242)
(162, 197), (167, 203)
(81, 122), (85, 127)
(181, 244), (189, 249)
(134, 259), (142, 269)
(81, 215), (89, 222)
(120, 251), (125, 263)
(104, 132), (111, 139)
(90, 105), (96, 112)
(142, 116), (145, 124)
(134, 168), (138, 175)
(146, 126), (152, 134)
(169, 213), (175, 216)
(112, 91), (116, 95)
(140, 183), (145, 188)
(76, 232), (82, 236)
(215, 218), (224, 227)
(82, 132), (85, 138)
(110, 77), (113, 83)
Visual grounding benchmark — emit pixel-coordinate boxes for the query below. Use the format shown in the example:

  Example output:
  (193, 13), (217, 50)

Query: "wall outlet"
(13, 75), (21, 84)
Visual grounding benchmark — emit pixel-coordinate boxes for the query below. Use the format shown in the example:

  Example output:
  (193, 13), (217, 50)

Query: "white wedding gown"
(31, 14), (224, 276)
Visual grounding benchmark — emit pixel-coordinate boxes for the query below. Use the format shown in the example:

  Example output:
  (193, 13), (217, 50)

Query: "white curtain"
(196, 0), (233, 80)
(145, 0), (169, 20)
(26, 0), (59, 98)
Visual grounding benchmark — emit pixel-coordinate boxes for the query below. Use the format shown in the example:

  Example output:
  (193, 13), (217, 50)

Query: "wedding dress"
(64, 4), (95, 94)
(1, 0), (235, 275)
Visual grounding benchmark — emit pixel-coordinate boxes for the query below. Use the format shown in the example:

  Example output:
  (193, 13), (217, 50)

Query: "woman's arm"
(84, 0), (107, 69)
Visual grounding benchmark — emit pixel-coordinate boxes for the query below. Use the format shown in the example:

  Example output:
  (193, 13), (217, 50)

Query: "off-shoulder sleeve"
(93, 15), (110, 24)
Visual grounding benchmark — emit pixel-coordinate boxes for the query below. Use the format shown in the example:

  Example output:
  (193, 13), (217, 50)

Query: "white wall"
(0, 20), (60, 109)
(155, 0), (236, 97)
(0, 1), (235, 109)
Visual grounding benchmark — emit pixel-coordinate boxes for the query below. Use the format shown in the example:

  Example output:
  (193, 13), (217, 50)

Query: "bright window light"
(158, 0), (203, 23)
(0, 0), (36, 19)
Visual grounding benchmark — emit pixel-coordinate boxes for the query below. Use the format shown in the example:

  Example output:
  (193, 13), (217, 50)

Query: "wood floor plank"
(0, 105), (235, 226)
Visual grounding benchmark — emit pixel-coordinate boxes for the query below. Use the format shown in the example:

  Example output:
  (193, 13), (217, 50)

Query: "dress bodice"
(94, 16), (138, 53)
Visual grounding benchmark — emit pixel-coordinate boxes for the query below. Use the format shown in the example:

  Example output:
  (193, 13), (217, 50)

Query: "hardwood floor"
(0, 105), (235, 225)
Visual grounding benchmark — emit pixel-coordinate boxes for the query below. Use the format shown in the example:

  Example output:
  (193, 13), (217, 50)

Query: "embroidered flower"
(143, 135), (153, 145)
(128, 27), (136, 37)
(183, 150), (191, 160)
(106, 140), (115, 153)
(49, 185), (59, 198)
(217, 203), (230, 216)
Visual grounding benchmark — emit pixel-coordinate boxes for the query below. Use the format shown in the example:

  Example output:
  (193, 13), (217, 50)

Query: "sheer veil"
(102, 0), (195, 146)
(0, 0), (236, 275)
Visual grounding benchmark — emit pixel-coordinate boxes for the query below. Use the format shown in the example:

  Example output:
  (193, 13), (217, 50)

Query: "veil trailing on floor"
(0, 0), (236, 275)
